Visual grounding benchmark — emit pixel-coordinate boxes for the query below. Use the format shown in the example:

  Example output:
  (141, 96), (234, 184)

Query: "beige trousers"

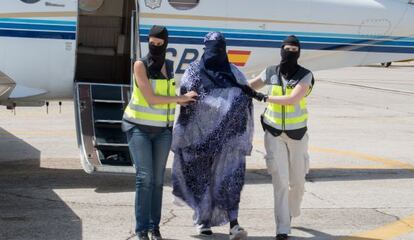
(264, 131), (310, 234)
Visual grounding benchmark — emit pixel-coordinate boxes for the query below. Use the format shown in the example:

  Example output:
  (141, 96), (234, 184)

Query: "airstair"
(75, 83), (135, 174)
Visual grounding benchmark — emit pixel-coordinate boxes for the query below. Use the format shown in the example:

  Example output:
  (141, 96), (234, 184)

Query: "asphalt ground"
(1, 62), (414, 240)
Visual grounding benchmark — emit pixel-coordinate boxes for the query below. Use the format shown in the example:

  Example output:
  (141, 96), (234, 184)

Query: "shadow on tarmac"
(306, 168), (414, 182)
(364, 63), (413, 68)
(291, 227), (381, 240)
(192, 228), (381, 240)
(235, 168), (414, 184)
(0, 128), (82, 240)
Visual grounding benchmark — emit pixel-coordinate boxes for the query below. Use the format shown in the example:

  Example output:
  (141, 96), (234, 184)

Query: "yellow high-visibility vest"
(123, 76), (176, 127)
(263, 85), (308, 131)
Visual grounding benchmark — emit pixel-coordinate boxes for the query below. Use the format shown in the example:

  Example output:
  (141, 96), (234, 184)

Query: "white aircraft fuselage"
(0, 0), (413, 106)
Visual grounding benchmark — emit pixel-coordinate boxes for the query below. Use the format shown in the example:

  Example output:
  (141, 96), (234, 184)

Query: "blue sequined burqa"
(171, 32), (254, 227)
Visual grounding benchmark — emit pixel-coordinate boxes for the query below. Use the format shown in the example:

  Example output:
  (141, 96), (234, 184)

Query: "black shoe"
(137, 231), (150, 240)
(276, 234), (288, 240)
(197, 225), (213, 236)
(199, 228), (213, 236)
(150, 229), (163, 240)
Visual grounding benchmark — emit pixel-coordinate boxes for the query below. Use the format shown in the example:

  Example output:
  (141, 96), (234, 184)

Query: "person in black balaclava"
(280, 35), (301, 79)
(146, 25), (169, 77)
(122, 25), (198, 240)
(248, 35), (315, 240)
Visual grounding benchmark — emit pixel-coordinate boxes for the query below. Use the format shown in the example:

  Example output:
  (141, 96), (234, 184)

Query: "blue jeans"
(127, 127), (172, 233)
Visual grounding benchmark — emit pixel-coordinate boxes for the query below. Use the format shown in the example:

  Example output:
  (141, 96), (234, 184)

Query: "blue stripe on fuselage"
(0, 19), (76, 40)
(139, 24), (414, 54)
(140, 24), (414, 42)
(0, 22), (76, 32)
(0, 29), (75, 40)
(0, 18), (76, 26)
(0, 19), (413, 52)
(141, 29), (414, 48)
(140, 36), (414, 54)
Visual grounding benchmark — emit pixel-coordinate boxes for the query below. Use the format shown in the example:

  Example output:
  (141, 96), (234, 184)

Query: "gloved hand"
(253, 92), (266, 102)
(239, 85), (266, 102)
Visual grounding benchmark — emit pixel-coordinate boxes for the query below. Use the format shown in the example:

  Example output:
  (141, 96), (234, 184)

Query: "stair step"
(91, 85), (123, 101)
(95, 165), (135, 174)
(95, 144), (129, 151)
(95, 120), (122, 129)
(93, 102), (124, 121)
(93, 99), (125, 104)
(96, 143), (128, 147)
(95, 120), (122, 124)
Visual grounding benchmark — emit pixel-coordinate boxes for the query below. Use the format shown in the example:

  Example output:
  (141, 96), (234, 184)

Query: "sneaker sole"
(199, 232), (213, 236)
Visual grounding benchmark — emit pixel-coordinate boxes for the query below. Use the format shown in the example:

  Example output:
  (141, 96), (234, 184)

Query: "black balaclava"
(147, 25), (168, 75)
(280, 35), (301, 79)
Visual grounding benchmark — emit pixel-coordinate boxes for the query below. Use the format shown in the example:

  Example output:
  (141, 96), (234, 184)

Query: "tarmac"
(1, 62), (414, 240)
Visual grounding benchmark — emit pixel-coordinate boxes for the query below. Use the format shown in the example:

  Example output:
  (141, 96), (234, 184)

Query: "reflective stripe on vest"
(123, 77), (176, 127)
(264, 86), (308, 131)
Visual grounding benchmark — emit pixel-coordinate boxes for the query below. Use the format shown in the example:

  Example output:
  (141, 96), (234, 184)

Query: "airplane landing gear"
(381, 62), (392, 68)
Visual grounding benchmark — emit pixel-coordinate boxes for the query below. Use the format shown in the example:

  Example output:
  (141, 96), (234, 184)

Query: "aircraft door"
(75, 0), (138, 174)
(130, 2), (140, 90)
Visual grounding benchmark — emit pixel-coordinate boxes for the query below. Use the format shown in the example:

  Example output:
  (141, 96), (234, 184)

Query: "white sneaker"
(229, 225), (248, 240)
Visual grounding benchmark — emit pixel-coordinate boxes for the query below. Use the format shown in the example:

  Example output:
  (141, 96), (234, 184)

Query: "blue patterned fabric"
(171, 61), (254, 227)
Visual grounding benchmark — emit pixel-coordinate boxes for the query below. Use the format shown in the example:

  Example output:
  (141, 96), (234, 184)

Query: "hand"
(240, 85), (265, 102)
(253, 92), (266, 102)
(178, 91), (198, 104)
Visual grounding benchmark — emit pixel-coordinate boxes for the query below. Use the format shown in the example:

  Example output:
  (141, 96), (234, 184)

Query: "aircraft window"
(168, 0), (199, 10)
(20, 0), (40, 3)
(79, 0), (105, 12)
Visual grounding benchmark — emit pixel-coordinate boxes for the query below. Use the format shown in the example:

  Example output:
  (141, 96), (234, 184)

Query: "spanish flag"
(227, 50), (251, 67)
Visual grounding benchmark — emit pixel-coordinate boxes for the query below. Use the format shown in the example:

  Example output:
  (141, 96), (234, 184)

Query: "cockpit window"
(20, 0), (41, 3)
(168, 0), (199, 10)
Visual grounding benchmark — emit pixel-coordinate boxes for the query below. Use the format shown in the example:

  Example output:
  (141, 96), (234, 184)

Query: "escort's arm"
(248, 75), (266, 91)
(134, 61), (197, 105)
(267, 82), (309, 105)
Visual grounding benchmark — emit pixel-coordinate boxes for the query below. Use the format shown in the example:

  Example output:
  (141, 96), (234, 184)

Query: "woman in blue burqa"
(171, 32), (264, 240)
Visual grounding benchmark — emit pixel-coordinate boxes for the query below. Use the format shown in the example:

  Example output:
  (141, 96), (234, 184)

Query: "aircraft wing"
(0, 70), (15, 101)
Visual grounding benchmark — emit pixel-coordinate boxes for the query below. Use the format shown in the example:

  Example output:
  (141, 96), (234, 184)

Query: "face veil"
(199, 32), (238, 89)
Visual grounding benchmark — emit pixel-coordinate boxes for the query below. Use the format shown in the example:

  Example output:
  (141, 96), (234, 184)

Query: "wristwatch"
(263, 95), (269, 102)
